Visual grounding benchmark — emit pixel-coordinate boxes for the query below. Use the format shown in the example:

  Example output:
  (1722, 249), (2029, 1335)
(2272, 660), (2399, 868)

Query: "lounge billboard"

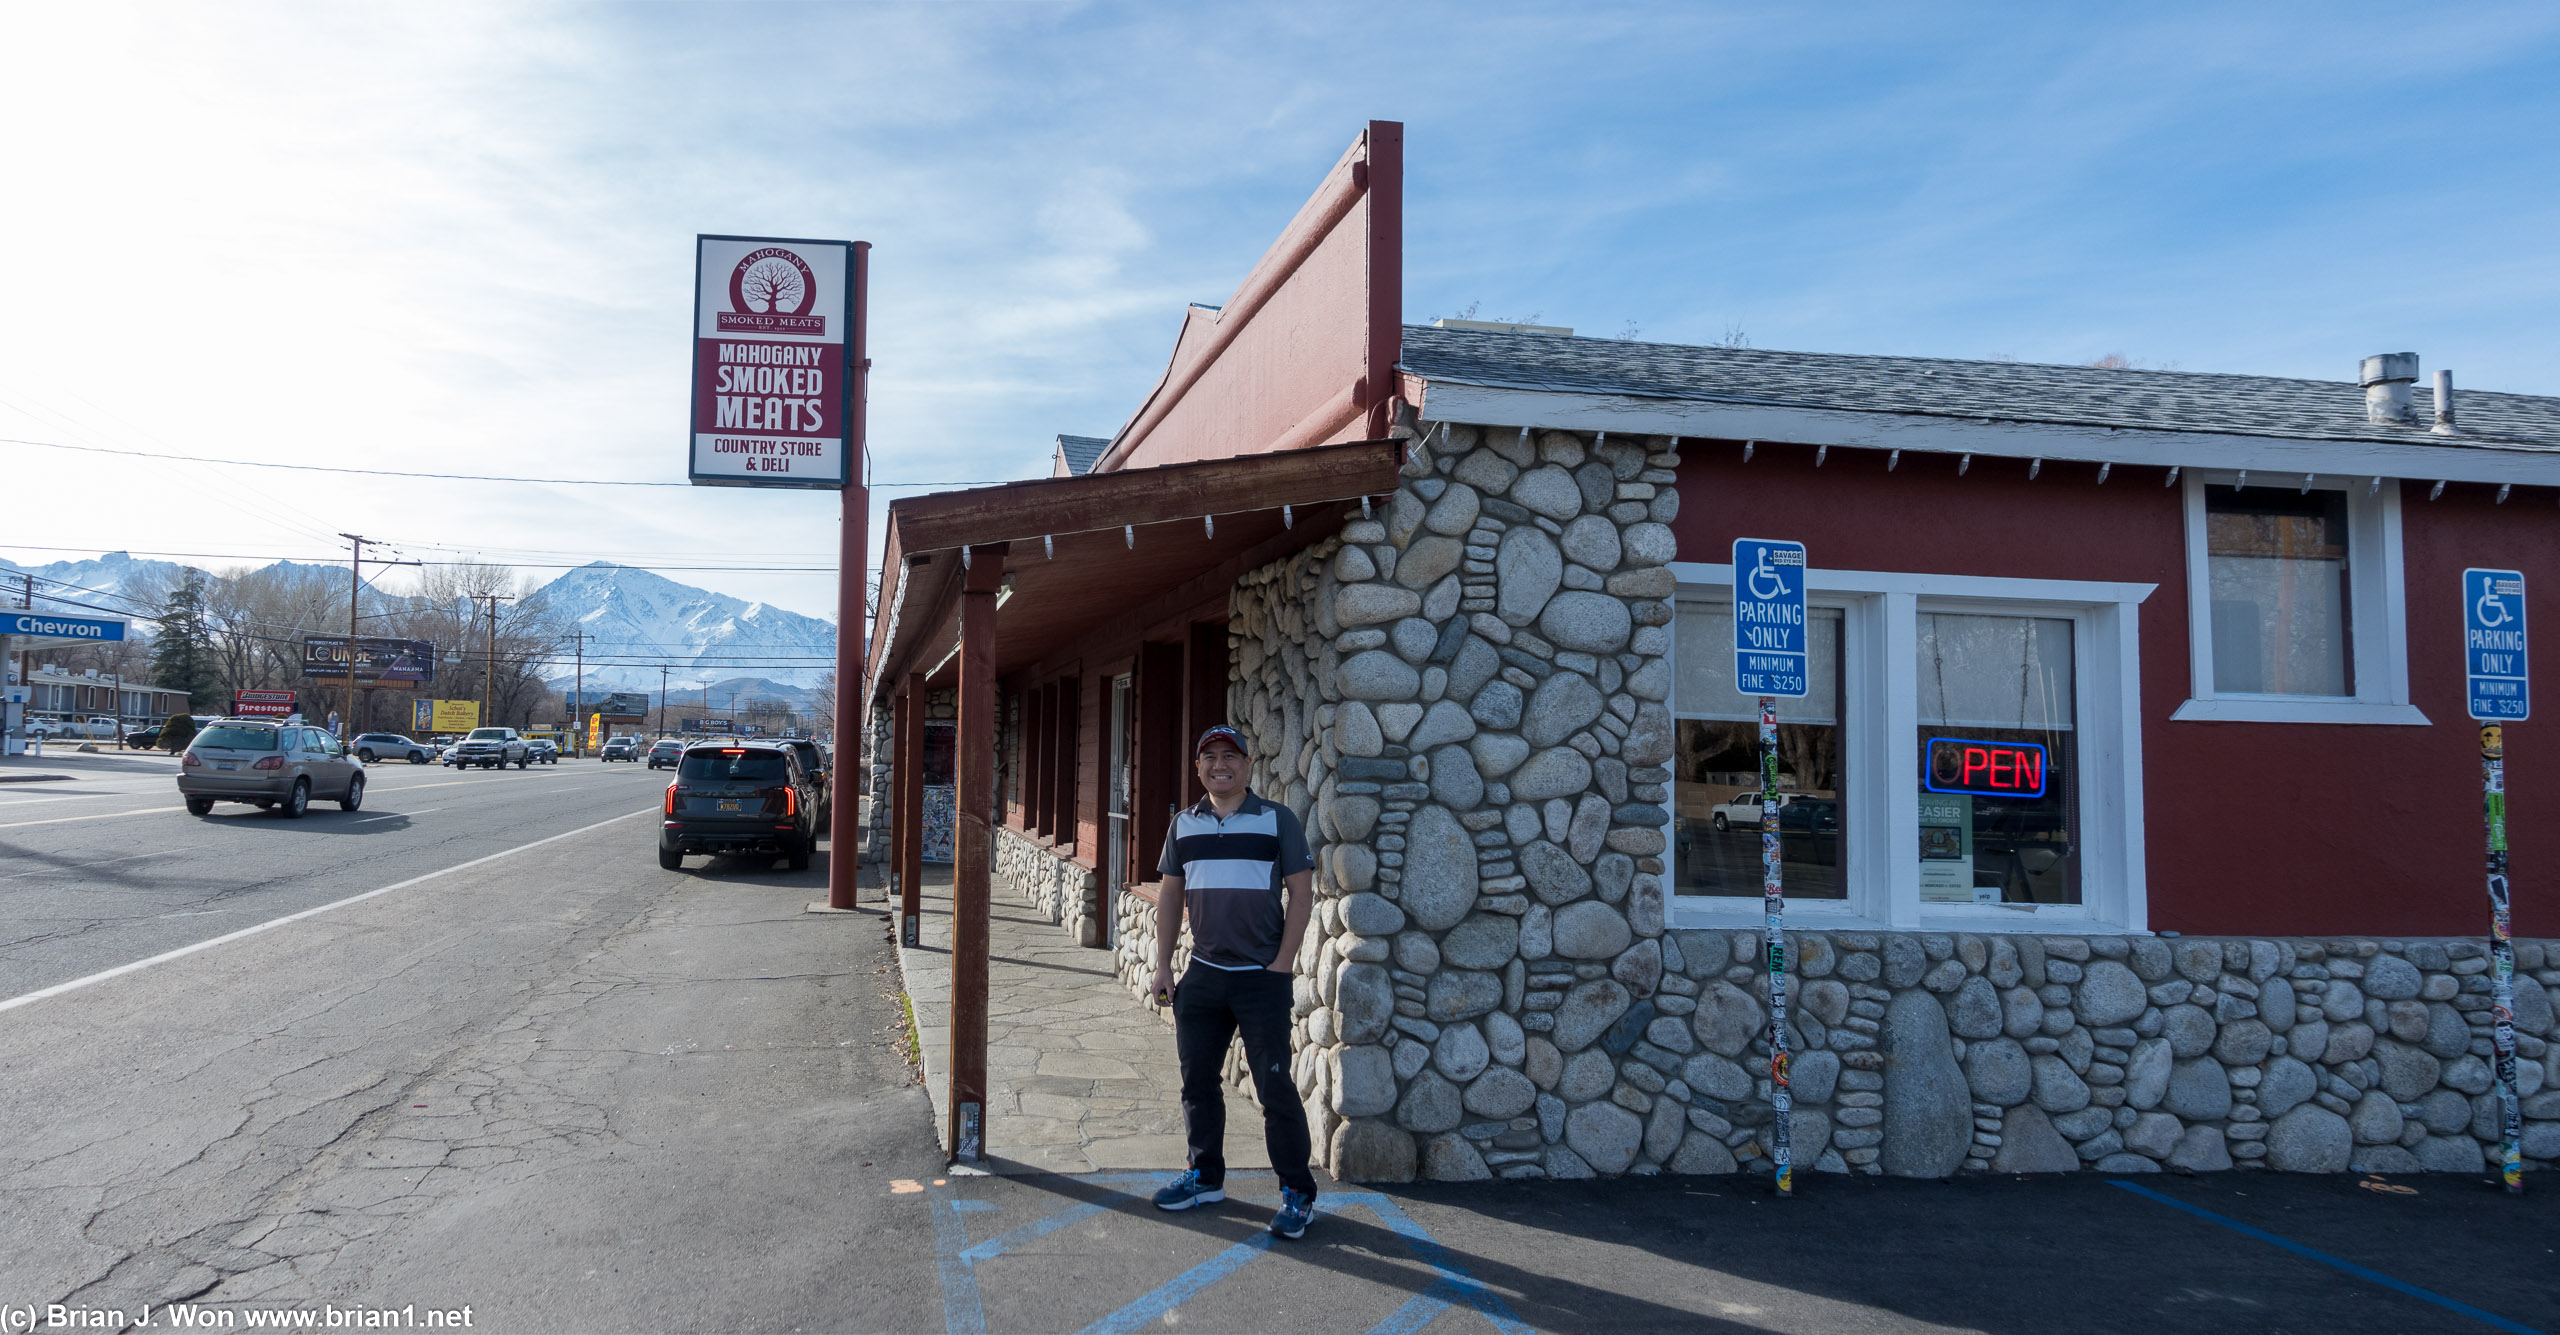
(302, 637), (436, 684)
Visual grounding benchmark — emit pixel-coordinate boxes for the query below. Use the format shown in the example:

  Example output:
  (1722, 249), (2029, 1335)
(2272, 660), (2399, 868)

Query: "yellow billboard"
(428, 699), (481, 733)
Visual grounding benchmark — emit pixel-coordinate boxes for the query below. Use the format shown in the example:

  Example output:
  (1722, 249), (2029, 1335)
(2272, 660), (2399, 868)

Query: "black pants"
(1173, 964), (1317, 1197)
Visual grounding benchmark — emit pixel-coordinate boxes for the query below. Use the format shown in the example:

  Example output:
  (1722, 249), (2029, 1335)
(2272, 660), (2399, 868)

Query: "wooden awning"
(866, 438), (1405, 700)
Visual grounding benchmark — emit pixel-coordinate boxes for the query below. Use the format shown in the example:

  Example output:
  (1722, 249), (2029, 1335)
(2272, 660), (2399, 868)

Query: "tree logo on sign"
(717, 247), (826, 334)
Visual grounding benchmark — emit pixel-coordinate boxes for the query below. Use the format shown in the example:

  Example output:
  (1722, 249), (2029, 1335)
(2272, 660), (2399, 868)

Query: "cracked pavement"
(1, 759), (942, 1331)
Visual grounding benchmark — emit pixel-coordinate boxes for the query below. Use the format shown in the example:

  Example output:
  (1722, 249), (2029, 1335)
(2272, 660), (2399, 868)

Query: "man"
(1149, 725), (1320, 1239)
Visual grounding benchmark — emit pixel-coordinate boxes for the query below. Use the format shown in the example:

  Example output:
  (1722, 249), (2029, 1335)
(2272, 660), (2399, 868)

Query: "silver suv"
(450, 727), (531, 769)
(179, 721), (365, 818)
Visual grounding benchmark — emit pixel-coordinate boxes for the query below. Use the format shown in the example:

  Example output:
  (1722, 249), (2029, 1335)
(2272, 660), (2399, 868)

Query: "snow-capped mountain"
(0, 553), (839, 691)
(530, 562), (837, 689)
(0, 551), (187, 614)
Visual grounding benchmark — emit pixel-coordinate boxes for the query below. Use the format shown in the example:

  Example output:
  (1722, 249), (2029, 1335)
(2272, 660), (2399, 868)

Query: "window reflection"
(1673, 606), (1845, 899)
(2206, 485), (2351, 696)
(1917, 613), (2078, 905)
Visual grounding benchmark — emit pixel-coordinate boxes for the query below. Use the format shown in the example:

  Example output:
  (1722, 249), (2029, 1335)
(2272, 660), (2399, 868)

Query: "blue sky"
(2, 1), (2554, 617)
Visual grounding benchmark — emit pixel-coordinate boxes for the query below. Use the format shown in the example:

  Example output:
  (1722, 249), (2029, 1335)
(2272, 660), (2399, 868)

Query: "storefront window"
(1916, 612), (2078, 905)
(1672, 604), (1845, 899)
(2205, 484), (2351, 696)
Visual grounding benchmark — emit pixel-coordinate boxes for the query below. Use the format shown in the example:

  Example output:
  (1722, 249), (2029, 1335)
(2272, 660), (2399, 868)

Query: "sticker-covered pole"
(2482, 724), (2523, 1193)
(1761, 694), (1792, 1197)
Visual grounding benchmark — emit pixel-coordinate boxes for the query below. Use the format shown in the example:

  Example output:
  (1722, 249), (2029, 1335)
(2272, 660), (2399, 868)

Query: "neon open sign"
(1924, 737), (2048, 798)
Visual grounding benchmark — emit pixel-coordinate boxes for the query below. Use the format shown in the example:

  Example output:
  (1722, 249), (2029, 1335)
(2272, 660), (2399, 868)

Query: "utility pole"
(568, 630), (592, 757)
(338, 534), (420, 743)
(475, 592), (515, 727)
(659, 665), (669, 738)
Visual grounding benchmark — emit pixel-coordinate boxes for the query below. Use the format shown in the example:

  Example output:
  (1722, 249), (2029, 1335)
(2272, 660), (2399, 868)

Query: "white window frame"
(1667, 563), (2155, 934)
(2173, 471), (2427, 725)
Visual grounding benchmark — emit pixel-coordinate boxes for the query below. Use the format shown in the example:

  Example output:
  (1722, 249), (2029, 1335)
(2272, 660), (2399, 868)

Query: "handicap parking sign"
(2464, 568), (2529, 722)
(1733, 538), (1809, 698)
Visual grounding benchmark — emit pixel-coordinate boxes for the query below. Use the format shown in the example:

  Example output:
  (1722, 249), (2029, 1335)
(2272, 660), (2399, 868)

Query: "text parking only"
(2465, 568), (2529, 721)
(1733, 538), (1808, 698)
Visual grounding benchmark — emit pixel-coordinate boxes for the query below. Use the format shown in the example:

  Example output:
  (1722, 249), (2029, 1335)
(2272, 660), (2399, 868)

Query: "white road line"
(0, 806), (658, 1016)
(0, 806), (185, 830)
(353, 807), (441, 823)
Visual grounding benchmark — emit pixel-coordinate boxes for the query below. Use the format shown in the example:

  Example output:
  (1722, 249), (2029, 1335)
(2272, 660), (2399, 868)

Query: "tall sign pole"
(687, 232), (862, 902)
(1734, 538), (1809, 1196)
(2463, 567), (2529, 1194)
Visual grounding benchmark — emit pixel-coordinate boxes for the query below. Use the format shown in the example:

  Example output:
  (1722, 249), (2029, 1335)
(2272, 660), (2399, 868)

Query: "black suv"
(776, 738), (831, 824)
(658, 742), (821, 871)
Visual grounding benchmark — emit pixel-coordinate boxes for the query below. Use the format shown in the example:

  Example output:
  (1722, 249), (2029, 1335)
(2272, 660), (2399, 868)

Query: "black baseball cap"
(1195, 725), (1249, 756)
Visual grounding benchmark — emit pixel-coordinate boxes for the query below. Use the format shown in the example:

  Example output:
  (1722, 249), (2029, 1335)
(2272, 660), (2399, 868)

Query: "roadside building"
(20, 663), (192, 727)
(866, 122), (2559, 1182)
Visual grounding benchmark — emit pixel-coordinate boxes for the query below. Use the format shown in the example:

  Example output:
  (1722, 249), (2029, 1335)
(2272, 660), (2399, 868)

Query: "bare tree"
(740, 257), (804, 313)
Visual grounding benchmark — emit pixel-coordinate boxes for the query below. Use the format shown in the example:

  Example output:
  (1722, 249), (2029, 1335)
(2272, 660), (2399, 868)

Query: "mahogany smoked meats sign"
(690, 235), (854, 489)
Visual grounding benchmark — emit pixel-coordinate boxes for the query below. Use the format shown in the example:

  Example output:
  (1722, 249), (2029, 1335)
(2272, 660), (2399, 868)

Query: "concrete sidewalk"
(897, 864), (1269, 1177)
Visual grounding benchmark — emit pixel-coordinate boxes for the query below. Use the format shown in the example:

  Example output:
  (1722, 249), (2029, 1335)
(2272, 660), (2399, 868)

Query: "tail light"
(253, 756), (285, 771)
(665, 783), (679, 815)
(182, 751), (201, 767)
(779, 786), (798, 817)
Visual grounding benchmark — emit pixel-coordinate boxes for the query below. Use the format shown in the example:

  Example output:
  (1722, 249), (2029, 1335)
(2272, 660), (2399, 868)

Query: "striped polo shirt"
(1158, 790), (1314, 970)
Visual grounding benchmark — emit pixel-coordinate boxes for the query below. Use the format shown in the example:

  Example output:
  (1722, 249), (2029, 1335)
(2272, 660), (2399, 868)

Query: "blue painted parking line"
(2107, 1180), (2548, 1335)
(931, 1176), (1529, 1335)
(933, 1196), (1002, 1335)
(1076, 1230), (1279, 1334)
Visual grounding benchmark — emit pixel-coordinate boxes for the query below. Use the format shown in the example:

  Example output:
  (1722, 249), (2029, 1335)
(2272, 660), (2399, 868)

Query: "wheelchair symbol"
(2476, 585), (2514, 629)
(1747, 550), (1790, 601)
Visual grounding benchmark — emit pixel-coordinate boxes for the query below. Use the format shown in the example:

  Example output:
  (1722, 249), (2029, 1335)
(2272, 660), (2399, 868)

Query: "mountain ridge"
(0, 553), (838, 689)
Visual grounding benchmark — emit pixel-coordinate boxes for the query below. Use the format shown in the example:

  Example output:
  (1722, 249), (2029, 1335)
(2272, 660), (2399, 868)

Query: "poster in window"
(1918, 793), (1987, 903)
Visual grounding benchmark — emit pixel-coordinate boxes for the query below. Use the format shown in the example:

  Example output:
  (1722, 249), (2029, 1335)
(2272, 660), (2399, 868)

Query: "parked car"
(658, 742), (820, 870)
(449, 727), (531, 769)
(525, 737), (561, 764)
(1708, 791), (1817, 831)
(645, 738), (684, 770)
(601, 736), (642, 762)
(777, 737), (831, 825)
(178, 721), (365, 818)
(23, 717), (66, 738)
(351, 732), (434, 764)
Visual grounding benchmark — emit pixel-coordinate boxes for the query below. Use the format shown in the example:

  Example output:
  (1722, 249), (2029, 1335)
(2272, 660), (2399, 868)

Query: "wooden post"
(826, 240), (872, 911)
(899, 671), (925, 949)
(889, 687), (913, 933)
(950, 545), (1005, 1162)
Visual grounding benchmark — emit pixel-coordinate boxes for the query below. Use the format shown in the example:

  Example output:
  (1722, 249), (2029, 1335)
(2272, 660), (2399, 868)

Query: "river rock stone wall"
(996, 825), (1104, 947)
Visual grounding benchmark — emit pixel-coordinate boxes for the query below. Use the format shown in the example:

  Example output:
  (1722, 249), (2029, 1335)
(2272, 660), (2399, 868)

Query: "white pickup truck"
(30, 715), (123, 739)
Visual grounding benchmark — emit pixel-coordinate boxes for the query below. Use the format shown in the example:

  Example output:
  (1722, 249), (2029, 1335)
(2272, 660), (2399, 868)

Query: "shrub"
(159, 713), (199, 753)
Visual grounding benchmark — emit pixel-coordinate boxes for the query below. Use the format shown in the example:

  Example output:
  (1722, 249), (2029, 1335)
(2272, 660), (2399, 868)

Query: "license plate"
(216, 762), (239, 771)
(717, 800), (740, 812)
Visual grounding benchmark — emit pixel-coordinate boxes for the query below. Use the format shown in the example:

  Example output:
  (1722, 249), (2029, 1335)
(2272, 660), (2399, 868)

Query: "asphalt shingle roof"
(1055, 433), (1109, 476)
(1400, 325), (2560, 455)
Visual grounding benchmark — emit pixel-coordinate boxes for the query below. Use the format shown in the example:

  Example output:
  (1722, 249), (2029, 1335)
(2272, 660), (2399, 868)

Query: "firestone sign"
(690, 234), (855, 489)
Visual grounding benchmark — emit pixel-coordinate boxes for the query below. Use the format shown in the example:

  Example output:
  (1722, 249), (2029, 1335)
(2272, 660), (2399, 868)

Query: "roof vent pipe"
(2433, 368), (2459, 435)
(2361, 352), (2419, 425)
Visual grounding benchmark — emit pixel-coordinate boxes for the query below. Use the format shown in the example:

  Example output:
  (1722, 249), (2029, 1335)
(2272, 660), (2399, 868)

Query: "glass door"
(1105, 674), (1132, 945)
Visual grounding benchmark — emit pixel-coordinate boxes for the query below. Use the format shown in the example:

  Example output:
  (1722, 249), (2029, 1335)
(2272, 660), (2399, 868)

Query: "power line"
(3, 435), (992, 490)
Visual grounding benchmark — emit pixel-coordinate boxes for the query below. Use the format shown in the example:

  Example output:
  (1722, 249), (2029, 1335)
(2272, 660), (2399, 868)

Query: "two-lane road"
(0, 757), (671, 996)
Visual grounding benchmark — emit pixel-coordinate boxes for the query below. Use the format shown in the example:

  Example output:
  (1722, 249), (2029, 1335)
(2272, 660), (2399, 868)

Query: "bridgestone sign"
(690, 235), (855, 489)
